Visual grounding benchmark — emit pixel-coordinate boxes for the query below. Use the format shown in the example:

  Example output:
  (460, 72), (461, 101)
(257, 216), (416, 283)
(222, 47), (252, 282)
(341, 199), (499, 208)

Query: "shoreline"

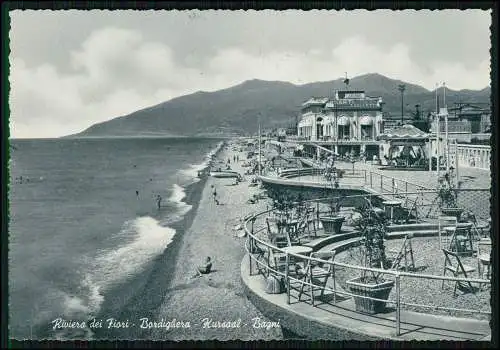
(92, 142), (224, 340)
(148, 142), (283, 341)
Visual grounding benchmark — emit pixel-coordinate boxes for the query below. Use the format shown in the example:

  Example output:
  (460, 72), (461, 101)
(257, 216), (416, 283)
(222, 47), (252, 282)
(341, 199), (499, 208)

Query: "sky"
(8, 9), (492, 138)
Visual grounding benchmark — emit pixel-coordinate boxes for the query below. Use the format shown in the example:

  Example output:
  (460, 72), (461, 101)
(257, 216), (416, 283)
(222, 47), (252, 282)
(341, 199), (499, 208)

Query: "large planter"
(319, 216), (345, 235)
(346, 277), (395, 314)
(441, 207), (464, 221)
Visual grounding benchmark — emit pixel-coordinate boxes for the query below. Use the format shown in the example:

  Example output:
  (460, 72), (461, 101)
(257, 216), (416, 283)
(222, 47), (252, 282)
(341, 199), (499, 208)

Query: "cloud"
(9, 26), (490, 138)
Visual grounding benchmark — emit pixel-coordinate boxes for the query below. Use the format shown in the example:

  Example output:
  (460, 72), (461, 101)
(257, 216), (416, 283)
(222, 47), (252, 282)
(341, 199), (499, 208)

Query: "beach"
(149, 143), (283, 341)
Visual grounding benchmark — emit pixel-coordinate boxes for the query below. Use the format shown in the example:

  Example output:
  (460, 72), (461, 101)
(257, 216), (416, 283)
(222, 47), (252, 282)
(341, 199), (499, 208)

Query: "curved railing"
(243, 205), (491, 337)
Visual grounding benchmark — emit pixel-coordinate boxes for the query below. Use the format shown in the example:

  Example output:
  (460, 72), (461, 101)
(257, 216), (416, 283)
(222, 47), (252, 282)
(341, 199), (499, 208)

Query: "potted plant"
(319, 194), (345, 235)
(438, 173), (463, 220)
(345, 201), (395, 314)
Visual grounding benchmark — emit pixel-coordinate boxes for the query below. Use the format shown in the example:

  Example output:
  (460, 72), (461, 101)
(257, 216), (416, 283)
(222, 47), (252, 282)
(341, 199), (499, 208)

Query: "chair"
(468, 213), (490, 239)
(388, 234), (415, 271)
(248, 239), (270, 276)
(266, 218), (289, 248)
(449, 223), (474, 256)
(268, 248), (288, 276)
(441, 249), (476, 296)
(477, 239), (491, 291)
(438, 216), (457, 250)
(298, 251), (336, 306)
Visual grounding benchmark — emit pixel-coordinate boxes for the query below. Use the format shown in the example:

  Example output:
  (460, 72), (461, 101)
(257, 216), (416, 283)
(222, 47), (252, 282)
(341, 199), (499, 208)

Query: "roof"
(302, 97), (329, 107)
(378, 124), (429, 141)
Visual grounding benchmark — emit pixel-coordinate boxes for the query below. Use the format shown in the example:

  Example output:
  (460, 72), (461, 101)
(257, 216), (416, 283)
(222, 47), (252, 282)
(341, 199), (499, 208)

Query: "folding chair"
(266, 218), (289, 248)
(388, 234), (415, 271)
(469, 213), (490, 239)
(477, 239), (491, 291)
(438, 216), (457, 250)
(441, 249), (476, 296)
(449, 223), (474, 256)
(299, 250), (336, 306)
(249, 239), (270, 276)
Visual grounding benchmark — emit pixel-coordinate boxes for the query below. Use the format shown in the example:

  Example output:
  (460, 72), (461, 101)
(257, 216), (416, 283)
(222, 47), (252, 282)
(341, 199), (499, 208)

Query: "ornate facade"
(297, 90), (384, 157)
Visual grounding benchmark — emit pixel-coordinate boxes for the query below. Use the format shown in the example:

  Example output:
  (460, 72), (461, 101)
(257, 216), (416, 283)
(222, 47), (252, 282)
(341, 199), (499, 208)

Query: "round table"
(382, 200), (402, 224)
(281, 245), (313, 256)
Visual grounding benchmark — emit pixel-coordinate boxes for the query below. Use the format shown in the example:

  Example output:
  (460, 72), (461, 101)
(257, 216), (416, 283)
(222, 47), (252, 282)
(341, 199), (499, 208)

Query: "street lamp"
(398, 84), (406, 125)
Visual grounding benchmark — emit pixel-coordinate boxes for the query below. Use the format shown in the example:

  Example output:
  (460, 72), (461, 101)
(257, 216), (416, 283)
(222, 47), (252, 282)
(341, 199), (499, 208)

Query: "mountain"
(71, 73), (490, 137)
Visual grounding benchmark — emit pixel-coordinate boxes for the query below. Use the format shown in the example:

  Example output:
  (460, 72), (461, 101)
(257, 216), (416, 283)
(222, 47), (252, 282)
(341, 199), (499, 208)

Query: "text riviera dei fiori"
(51, 317), (280, 331)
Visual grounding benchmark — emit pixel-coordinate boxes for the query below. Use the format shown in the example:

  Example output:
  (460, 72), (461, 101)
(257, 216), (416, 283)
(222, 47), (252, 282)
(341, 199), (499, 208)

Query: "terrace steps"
(303, 231), (360, 251)
(386, 223), (439, 232)
(318, 237), (363, 254)
(386, 230), (439, 239)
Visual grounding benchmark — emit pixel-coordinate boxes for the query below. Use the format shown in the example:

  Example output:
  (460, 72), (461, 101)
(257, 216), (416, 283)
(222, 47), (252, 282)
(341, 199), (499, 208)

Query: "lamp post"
(398, 84), (406, 125)
(443, 83), (449, 176)
(258, 113), (262, 176)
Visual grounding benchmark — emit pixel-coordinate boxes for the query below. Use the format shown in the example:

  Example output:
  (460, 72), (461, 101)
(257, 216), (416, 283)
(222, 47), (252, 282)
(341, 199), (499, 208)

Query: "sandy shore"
(151, 144), (283, 341)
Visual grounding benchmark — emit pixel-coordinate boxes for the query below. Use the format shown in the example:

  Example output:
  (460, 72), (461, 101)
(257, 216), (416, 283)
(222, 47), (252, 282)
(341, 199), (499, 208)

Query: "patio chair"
(268, 247), (288, 276)
(449, 223), (474, 256)
(248, 238), (270, 276)
(388, 234), (415, 271)
(468, 213), (490, 239)
(266, 218), (289, 248)
(438, 215), (457, 250)
(441, 249), (476, 296)
(298, 250), (336, 306)
(477, 239), (491, 291)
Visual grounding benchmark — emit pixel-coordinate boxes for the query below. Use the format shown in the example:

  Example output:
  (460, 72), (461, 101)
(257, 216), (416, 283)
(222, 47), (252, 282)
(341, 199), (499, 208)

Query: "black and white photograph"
(6, 7), (493, 342)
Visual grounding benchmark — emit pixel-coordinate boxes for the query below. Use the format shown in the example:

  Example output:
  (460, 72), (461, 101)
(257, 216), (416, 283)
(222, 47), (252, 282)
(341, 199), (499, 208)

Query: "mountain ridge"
(70, 73), (490, 138)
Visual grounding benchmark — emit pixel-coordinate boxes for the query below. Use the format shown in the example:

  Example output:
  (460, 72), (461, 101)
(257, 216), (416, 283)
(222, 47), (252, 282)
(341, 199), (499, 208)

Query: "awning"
(378, 124), (429, 141)
(337, 116), (350, 126)
(359, 116), (373, 126)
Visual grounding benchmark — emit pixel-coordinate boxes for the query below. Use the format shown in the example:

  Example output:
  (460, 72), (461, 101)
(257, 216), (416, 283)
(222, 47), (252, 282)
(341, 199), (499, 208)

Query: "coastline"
(91, 142), (223, 340)
(148, 142), (283, 341)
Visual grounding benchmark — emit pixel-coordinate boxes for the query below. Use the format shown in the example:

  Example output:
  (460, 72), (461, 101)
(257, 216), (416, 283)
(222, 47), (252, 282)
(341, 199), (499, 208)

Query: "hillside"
(72, 73), (490, 137)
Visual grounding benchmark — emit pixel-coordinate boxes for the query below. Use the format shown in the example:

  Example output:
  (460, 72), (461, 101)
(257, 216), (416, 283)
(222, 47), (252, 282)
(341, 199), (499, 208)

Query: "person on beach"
(136, 190), (139, 197)
(211, 185), (218, 204)
(193, 257), (213, 277)
(156, 194), (162, 209)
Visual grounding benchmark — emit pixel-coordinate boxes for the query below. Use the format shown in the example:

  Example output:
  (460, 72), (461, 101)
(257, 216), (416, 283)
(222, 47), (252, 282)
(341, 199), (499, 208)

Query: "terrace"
(242, 151), (491, 340)
(241, 192), (491, 340)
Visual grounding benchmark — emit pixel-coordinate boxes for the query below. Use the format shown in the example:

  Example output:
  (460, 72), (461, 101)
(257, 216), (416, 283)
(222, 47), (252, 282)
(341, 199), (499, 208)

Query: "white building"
(297, 90), (384, 158)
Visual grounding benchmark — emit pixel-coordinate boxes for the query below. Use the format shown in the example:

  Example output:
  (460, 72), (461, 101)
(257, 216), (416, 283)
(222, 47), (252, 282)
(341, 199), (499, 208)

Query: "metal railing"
(244, 207), (491, 337)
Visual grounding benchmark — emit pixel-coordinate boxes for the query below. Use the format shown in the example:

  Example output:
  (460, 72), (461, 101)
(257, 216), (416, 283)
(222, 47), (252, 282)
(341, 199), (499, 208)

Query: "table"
(383, 200), (402, 224)
(282, 245), (313, 256)
(281, 245), (313, 269)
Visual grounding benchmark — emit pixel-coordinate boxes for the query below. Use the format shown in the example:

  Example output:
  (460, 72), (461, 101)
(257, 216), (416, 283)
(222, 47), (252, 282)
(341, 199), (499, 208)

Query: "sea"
(8, 136), (225, 340)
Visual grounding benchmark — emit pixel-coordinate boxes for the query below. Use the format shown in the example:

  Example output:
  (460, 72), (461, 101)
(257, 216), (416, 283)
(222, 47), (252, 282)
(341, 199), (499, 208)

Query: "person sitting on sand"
(193, 257), (213, 277)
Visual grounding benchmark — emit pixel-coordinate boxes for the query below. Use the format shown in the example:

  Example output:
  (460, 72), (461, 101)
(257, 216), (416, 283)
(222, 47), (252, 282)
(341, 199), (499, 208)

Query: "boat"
(209, 170), (242, 179)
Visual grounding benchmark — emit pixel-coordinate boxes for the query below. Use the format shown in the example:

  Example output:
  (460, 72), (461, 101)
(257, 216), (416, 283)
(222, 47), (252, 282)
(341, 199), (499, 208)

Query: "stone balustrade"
(455, 144), (490, 170)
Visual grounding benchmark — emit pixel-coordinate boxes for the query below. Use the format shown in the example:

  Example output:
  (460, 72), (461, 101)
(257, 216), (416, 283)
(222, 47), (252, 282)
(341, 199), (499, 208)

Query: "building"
(297, 90), (384, 158)
(448, 103), (491, 134)
(429, 103), (491, 144)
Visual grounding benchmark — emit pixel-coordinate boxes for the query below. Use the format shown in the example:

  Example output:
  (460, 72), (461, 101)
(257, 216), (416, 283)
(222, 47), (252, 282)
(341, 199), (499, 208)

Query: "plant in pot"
(345, 200), (395, 314)
(319, 194), (346, 235)
(438, 173), (463, 221)
(267, 187), (294, 230)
